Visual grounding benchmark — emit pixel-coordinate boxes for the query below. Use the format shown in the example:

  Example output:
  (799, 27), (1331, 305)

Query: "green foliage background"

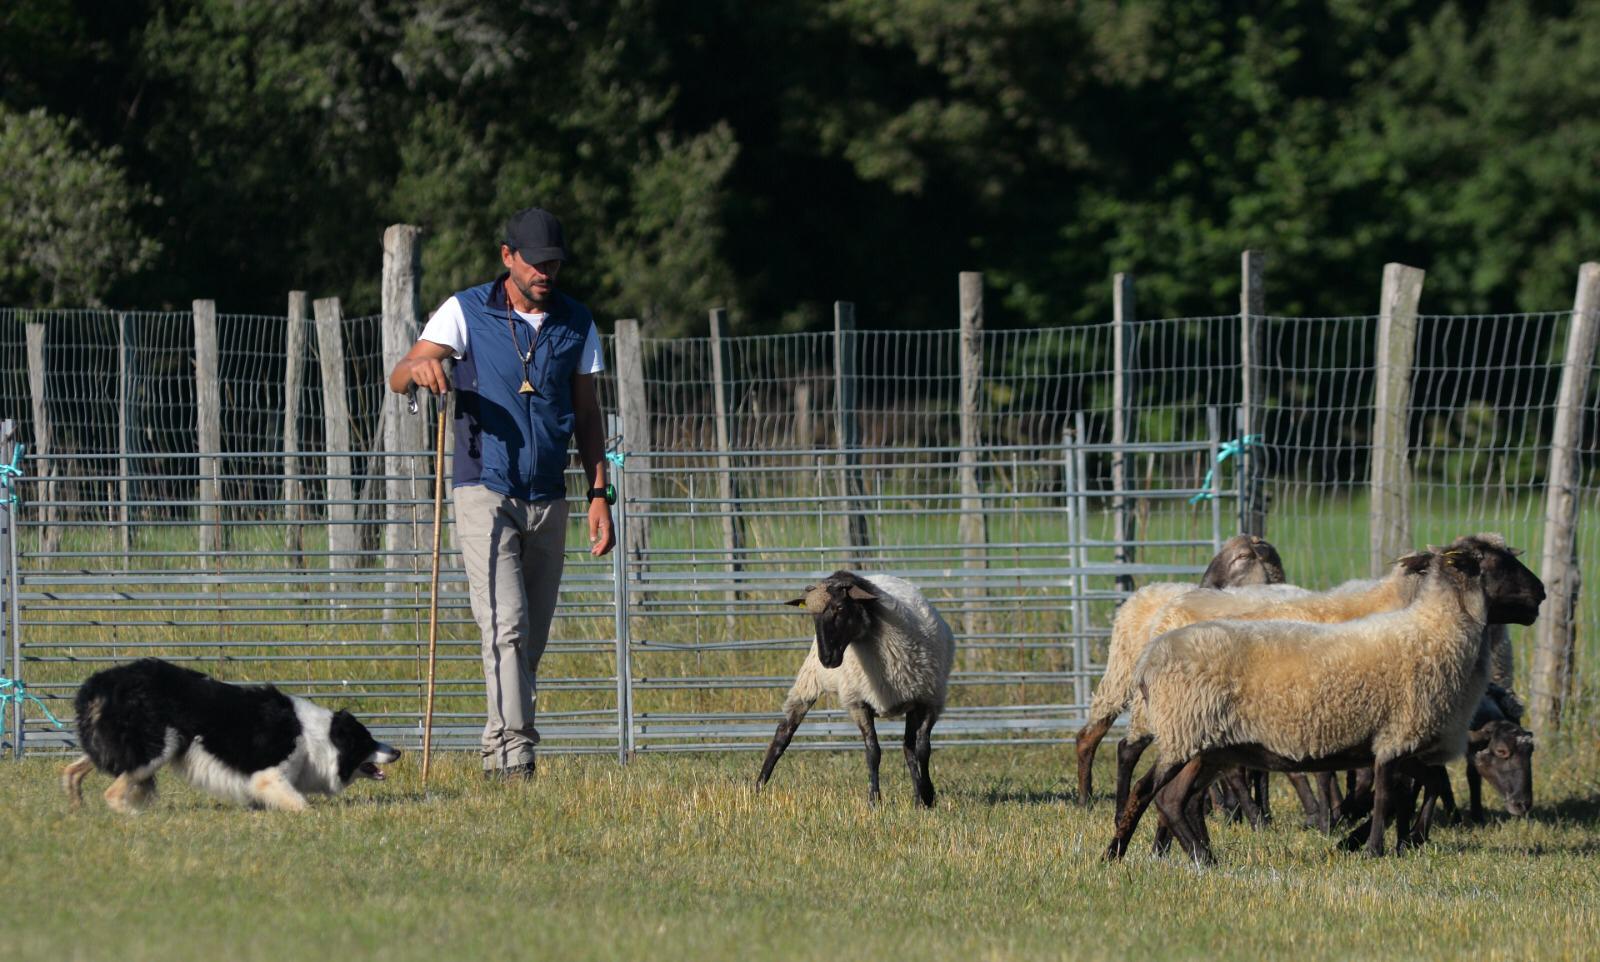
(2, 1), (1597, 332)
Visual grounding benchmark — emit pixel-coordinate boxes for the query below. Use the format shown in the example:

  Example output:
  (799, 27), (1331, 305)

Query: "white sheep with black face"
(754, 571), (955, 807)
(1075, 534), (1293, 806)
(1105, 540), (1545, 864)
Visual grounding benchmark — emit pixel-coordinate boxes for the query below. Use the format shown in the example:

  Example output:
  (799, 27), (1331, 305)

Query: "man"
(388, 206), (616, 780)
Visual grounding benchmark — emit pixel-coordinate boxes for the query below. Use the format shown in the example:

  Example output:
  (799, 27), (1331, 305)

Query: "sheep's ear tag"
(846, 587), (877, 602)
(784, 596), (808, 607)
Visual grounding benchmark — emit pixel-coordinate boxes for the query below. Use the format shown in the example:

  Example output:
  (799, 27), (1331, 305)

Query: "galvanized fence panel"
(3, 306), (1598, 758)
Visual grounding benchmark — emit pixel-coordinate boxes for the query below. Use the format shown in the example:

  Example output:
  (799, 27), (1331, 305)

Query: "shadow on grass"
(1527, 792), (1600, 825)
(972, 786), (1075, 807)
(343, 789), (455, 807)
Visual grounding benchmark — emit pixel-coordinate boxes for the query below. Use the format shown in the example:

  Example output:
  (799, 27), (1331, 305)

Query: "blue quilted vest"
(450, 274), (593, 501)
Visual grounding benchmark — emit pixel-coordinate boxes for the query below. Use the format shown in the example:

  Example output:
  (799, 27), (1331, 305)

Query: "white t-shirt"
(419, 295), (605, 374)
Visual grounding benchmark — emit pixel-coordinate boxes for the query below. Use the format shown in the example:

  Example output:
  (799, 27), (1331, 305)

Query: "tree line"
(2, 0), (1596, 335)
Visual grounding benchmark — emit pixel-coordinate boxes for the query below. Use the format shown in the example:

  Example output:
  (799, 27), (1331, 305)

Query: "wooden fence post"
(1530, 262), (1600, 732)
(193, 300), (222, 557)
(834, 301), (870, 562)
(709, 308), (745, 614)
(23, 321), (58, 555)
(793, 382), (813, 448)
(313, 297), (358, 572)
(958, 273), (990, 636)
(285, 292), (308, 564)
(1112, 272), (1136, 594)
(382, 225), (427, 621)
(614, 319), (650, 568)
(1368, 263), (1425, 576)
(1239, 250), (1267, 537)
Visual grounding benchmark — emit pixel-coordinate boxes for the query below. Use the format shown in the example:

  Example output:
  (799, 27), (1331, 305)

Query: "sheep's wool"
(1135, 558), (1489, 767)
(784, 574), (955, 718)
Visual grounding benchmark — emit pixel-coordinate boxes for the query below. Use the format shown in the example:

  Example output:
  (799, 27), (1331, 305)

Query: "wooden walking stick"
(420, 390), (448, 786)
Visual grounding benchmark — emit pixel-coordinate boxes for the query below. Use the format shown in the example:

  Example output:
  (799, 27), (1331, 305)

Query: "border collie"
(62, 658), (400, 813)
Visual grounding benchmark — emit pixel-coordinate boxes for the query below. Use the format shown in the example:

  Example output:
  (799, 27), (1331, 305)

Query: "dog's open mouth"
(359, 762), (386, 780)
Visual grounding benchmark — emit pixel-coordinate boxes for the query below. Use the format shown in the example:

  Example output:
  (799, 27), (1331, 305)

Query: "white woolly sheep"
(1086, 555), (1422, 815)
(1074, 534), (1291, 805)
(1106, 541), (1544, 864)
(1106, 531), (1536, 823)
(754, 571), (956, 807)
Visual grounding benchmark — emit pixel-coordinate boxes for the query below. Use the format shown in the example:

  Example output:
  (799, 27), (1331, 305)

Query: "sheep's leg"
(1391, 769), (1418, 854)
(1209, 769), (1263, 827)
(1152, 813), (1174, 856)
(1287, 772), (1325, 831)
(909, 707), (937, 808)
(1074, 714), (1114, 806)
(1113, 734), (1153, 816)
(1105, 761), (1180, 861)
(755, 701), (812, 792)
(901, 706), (923, 787)
(1209, 772), (1245, 824)
(1318, 772), (1343, 828)
(850, 705), (883, 805)
(1336, 767), (1375, 826)
(1363, 760), (1393, 857)
(1154, 757), (1214, 866)
(1407, 765), (1450, 846)
(1432, 767), (1458, 825)
(1159, 763), (1222, 857)
(1465, 759), (1485, 824)
(1184, 765), (1227, 859)
(1236, 769), (1266, 828)
(1250, 770), (1272, 825)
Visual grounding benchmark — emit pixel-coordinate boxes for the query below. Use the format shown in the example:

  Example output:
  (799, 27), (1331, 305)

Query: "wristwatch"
(586, 484), (617, 505)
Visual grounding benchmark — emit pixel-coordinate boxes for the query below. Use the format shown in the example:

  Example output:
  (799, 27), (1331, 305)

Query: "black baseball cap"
(504, 206), (570, 264)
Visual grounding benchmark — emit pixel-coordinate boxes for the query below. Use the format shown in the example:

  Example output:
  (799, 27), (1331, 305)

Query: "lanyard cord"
(505, 279), (544, 392)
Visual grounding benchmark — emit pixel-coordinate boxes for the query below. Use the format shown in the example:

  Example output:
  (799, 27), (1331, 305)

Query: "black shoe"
(483, 760), (536, 782)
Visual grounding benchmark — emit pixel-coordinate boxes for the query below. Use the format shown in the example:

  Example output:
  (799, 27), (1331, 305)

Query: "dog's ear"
(328, 709), (367, 749)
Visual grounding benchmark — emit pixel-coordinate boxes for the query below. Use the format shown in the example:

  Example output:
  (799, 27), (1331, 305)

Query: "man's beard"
(514, 276), (552, 308)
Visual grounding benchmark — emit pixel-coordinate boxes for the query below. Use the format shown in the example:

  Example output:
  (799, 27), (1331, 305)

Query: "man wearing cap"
(388, 206), (615, 780)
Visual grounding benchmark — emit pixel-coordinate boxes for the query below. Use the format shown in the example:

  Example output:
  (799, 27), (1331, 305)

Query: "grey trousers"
(453, 484), (569, 770)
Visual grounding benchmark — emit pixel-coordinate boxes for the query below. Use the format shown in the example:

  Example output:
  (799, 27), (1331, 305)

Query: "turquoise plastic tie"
(0, 676), (65, 741)
(0, 443), (24, 506)
(1189, 435), (1262, 505)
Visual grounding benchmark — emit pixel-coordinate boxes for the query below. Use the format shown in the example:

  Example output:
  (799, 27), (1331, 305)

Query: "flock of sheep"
(757, 532), (1545, 865)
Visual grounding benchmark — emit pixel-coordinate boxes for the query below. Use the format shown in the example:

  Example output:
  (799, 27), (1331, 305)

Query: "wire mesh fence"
(1, 299), (1597, 760)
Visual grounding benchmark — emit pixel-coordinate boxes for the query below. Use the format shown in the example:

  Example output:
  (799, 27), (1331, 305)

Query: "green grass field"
(4, 739), (1600, 962)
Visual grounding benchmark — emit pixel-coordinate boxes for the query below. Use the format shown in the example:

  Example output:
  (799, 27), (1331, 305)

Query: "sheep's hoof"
(1103, 839), (1128, 862)
(868, 790), (881, 805)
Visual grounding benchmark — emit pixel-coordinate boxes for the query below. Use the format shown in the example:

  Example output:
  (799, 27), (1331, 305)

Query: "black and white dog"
(63, 658), (400, 813)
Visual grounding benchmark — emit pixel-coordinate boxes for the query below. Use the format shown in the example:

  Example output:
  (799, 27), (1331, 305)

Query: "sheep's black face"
(1470, 720), (1534, 817)
(1453, 534), (1545, 626)
(788, 572), (878, 669)
(1199, 535), (1286, 588)
(814, 587), (876, 668)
